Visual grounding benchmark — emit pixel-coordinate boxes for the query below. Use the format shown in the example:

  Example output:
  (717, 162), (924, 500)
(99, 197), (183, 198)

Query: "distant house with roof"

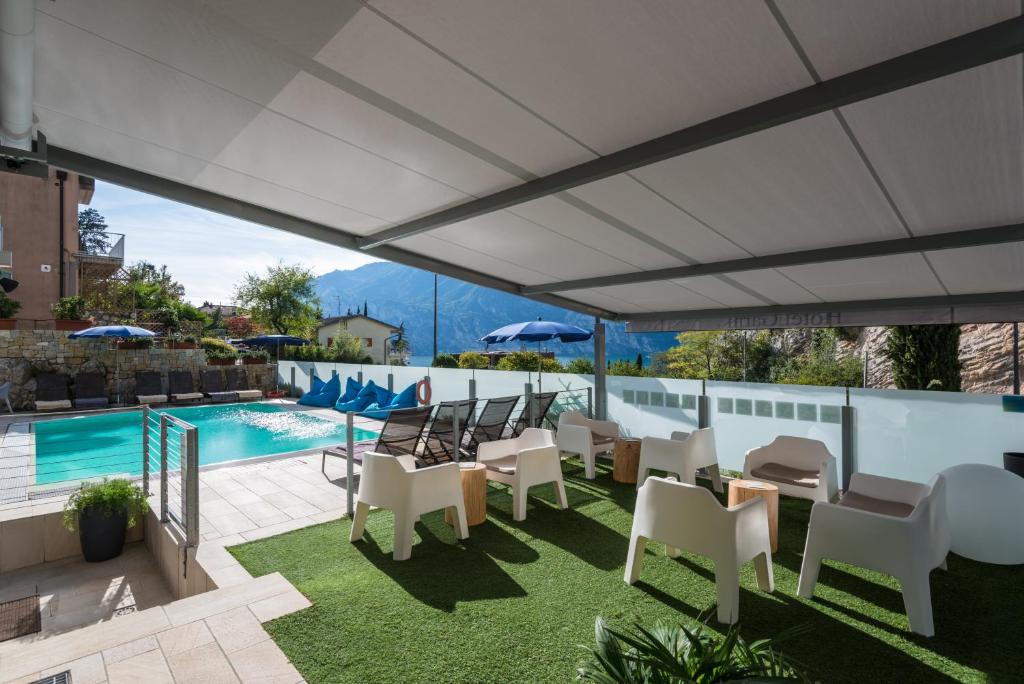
(317, 312), (402, 364)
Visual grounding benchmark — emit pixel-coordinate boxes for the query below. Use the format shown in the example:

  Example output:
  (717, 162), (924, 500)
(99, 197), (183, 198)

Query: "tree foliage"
(226, 315), (258, 339)
(496, 351), (563, 372)
(565, 358), (595, 374)
(457, 352), (490, 369)
(431, 353), (459, 368)
(78, 208), (111, 255)
(883, 324), (962, 391)
(607, 359), (649, 377)
(120, 261), (186, 310)
(233, 263), (321, 336)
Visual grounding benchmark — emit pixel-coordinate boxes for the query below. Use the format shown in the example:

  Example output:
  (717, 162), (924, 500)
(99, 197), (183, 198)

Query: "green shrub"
(201, 337), (235, 354)
(282, 336), (365, 363)
(63, 478), (149, 532)
(565, 358), (594, 374)
(577, 617), (807, 683)
(457, 352), (489, 369)
(51, 295), (88, 320)
(607, 359), (649, 377)
(120, 337), (153, 349)
(0, 292), (21, 319)
(883, 324), (962, 391)
(431, 353), (459, 368)
(243, 349), (269, 362)
(207, 349), (239, 361)
(495, 351), (563, 372)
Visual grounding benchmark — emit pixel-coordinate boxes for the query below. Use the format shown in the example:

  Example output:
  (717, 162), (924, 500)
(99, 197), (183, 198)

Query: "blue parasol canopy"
(481, 319), (593, 344)
(242, 334), (310, 347)
(68, 325), (156, 339)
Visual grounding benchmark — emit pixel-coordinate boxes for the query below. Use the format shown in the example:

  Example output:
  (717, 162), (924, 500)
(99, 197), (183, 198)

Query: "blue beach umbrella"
(67, 325), (157, 405)
(481, 319), (593, 345)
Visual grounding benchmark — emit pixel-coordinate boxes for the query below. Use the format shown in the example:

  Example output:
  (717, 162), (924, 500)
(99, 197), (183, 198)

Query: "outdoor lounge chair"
(637, 428), (723, 492)
(135, 371), (168, 405)
(556, 410), (618, 479)
(321, 405), (434, 473)
(168, 371), (203, 404)
(626, 476), (774, 625)
(73, 372), (109, 409)
(201, 369), (237, 403)
(743, 436), (838, 503)
(420, 399), (477, 466)
(34, 372), (71, 411)
(477, 428), (568, 522)
(226, 367), (263, 401)
(462, 395), (520, 459)
(510, 391), (558, 436)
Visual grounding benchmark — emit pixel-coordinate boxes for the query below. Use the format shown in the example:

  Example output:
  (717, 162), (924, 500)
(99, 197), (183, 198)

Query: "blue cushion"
(311, 375), (325, 394)
(298, 374), (341, 407)
(387, 383), (417, 409)
(335, 380), (378, 412)
(373, 384), (395, 406)
(339, 377), (362, 403)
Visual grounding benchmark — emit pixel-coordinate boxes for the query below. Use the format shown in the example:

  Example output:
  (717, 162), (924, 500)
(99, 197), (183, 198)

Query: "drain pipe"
(0, 0), (36, 151)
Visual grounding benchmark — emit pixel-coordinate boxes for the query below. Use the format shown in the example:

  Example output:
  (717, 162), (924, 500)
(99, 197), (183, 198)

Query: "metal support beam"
(355, 17), (1024, 250)
(625, 291), (1024, 331)
(523, 222), (1024, 294)
(594, 319), (607, 421)
(841, 405), (854, 491)
(44, 146), (615, 320)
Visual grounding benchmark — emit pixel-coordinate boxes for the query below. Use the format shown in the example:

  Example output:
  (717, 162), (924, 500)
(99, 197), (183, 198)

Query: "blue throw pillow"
(335, 380), (377, 412)
(373, 384), (395, 407)
(311, 375), (325, 394)
(387, 383), (417, 409)
(339, 377), (362, 403)
(298, 374), (341, 407)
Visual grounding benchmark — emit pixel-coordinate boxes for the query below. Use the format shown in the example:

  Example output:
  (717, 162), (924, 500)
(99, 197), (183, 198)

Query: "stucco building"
(317, 314), (402, 364)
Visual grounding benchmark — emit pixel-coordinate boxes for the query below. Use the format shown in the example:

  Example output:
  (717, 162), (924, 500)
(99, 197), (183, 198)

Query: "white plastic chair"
(0, 381), (12, 414)
(798, 473), (949, 636)
(478, 428), (568, 521)
(349, 451), (468, 561)
(625, 477), (773, 624)
(743, 436), (838, 503)
(556, 410), (618, 479)
(636, 428), (723, 492)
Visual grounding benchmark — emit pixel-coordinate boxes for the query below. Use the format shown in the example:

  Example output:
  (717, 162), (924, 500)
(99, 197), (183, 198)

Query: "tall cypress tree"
(883, 325), (962, 391)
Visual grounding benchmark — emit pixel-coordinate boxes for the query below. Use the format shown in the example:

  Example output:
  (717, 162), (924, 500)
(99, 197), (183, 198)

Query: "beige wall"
(317, 317), (396, 364)
(0, 169), (82, 325)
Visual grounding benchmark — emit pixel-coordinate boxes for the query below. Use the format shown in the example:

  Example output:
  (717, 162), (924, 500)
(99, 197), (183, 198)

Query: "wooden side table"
(612, 438), (642, 484)
(727, 480), (779, 552)
(445, 462), (488, 527)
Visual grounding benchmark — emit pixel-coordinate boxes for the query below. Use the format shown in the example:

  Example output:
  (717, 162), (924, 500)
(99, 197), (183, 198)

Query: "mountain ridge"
(313, 262), (675, 360)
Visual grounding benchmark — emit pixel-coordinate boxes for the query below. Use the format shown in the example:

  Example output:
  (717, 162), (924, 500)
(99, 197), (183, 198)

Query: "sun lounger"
(202, 369), (237, 403)
(463, 395), (520, 459)
(225, 367), (263, 400)
(420, 399), (477, 466)
(135, 371), (168, 405)
(73, 372), (109, 409)
(322, 405), (433, 472)
(35, 372), (71, 411)
(168, 371), (203, 404)
(510, 391), (559, 436)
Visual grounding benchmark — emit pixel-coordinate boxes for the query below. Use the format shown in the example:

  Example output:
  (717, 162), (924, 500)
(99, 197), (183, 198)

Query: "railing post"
(346, 411), (355, 517)
(179, 431), (188, 535)
(308, 367), (315, 392)
(842, 400), (854, 492)
(468, 375), (476, 400)
(331, 368), (338, 379)
(289, 366), (296, 396)
(525, 382), (535, 429)
(141, 405), (150, 496)
(594, 319), (607, 420)
(358, 369), (364, 385)
(452, 400), (461, 463)
(185, 427), (199, 547)
(388, 372), (394, 393)
(698, 379), (710, 429)
(586, 386), (593, 419)
(159, 415), (168, 523)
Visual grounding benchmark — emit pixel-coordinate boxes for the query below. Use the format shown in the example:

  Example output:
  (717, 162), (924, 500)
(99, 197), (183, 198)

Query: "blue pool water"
(34, 404), (378, 485)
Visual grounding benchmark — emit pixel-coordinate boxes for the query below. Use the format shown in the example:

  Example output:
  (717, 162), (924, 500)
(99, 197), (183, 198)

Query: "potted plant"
(51, 296), (93, 331)
(117, 337), (154, 350)
(207, 349), (238, 366)
(63, 478), (149, 562)
(242, 349), (269, 365)
(168, 334), (198, 350)
(0, 291), (21, 330)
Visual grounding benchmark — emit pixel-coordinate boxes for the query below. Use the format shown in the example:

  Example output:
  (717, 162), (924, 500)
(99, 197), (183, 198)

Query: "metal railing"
(143, 406), (199, 547)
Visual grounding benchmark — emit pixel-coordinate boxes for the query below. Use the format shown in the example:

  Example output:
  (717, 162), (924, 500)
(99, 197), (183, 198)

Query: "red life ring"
(416, 379), (432, 405)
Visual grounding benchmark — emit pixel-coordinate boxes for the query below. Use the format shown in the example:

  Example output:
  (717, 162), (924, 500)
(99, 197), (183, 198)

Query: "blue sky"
(89, 181), (379, 305)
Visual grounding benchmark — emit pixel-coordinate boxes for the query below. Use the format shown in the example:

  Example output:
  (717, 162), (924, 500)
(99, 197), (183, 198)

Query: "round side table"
(445, 462), (488, 527)
(612, 438), (642, 484)
(727, 479), (779, 552)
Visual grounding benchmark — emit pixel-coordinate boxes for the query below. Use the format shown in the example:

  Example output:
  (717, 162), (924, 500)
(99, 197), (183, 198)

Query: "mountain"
(313, 262), (676, 361)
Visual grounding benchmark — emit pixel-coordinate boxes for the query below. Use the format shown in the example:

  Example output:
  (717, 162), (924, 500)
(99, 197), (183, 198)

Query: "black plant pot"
(1004, 452), (1024, 479)
(78, 505), (128, 563)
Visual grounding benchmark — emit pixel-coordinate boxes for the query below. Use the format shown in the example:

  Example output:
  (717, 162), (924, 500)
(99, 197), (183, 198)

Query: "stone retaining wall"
(0, 330), (276, 410)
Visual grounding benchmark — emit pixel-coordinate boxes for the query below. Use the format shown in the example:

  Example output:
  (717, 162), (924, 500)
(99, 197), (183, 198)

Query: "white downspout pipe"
(0, 0), (35, 151)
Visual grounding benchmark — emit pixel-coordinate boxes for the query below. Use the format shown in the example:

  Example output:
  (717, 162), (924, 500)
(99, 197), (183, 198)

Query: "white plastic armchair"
(625, 477), (773, 624)
(478, 428), (568, 521)
(556, 410), (619, 479)
(637, 428), (722, 492)
(349, 451), (468, 561)
(743, 436), (838, 503)
(798, 473), (949, 636)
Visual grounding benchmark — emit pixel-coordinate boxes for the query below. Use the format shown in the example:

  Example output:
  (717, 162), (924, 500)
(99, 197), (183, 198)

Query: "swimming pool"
(33, 403), (378, 485)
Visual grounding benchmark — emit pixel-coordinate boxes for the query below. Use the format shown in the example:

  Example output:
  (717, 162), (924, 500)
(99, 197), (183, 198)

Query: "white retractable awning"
(23, 0), (1024, 329)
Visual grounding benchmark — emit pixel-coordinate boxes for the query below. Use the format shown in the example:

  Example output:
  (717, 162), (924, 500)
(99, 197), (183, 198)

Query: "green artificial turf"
(230, 461), (1024, 683)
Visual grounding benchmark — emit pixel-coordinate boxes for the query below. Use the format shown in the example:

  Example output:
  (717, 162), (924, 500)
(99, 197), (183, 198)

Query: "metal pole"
(345, 411), (355, 517)
(468, 375), (476, 400)
(742, 332), (747, 382)
(586, 386), (593, 419)
(141, 405), (150, 496)
(1014, 321), (1020, 395)
(452, 400), (461, 463)
(698, 379), (710, 429)
(433, 274), (438, 361)
(185, 427), (199, 547)
(357, 369), (363, 385)
(388, 372), (394, 393)
(863, 348), (869, 389)
(524, 382), (535, 429)
(308, 367), (315, 393)
(159, 415), (168, 523)
(594, 318), (607, 420)
(841, 404), (854, 491)
(289, 366), (295, 396)
(179, 432), (188, 533)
